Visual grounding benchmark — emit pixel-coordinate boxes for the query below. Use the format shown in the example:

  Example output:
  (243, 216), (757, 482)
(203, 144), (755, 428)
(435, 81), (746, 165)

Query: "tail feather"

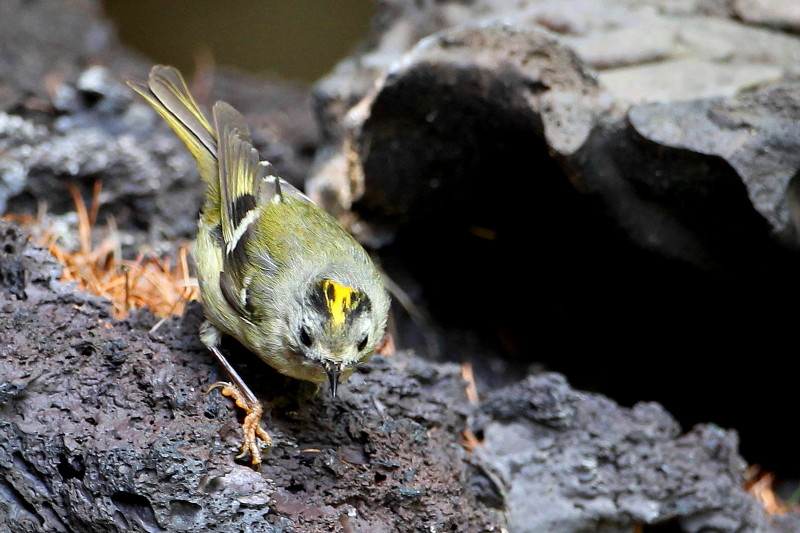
(128, 65), (315, 246)
(127, 66), (219, 188)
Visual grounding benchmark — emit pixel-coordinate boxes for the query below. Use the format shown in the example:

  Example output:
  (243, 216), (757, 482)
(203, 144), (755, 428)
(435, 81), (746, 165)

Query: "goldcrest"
(128, 66), (390, 464)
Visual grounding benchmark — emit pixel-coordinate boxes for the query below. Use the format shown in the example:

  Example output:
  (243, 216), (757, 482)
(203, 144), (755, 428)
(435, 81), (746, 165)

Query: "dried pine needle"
(4, 182), (199, 319)
(460, 429), (483, 452)
(461, 362), (480, 404)
(744, 465), (798, 515)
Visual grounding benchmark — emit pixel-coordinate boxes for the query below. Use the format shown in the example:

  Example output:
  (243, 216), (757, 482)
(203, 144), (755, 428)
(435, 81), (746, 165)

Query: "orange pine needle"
(66, 182), (91, 255)
(4, 182), (200, 320)
(744, 465), (797, 515)
(460, 429), (482, 452)
(88, 180), (102, 227)
(461, 362), (480, 404)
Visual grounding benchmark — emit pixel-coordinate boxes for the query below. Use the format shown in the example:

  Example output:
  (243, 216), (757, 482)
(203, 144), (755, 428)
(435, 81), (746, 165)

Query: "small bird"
(128, 66), (390, 464)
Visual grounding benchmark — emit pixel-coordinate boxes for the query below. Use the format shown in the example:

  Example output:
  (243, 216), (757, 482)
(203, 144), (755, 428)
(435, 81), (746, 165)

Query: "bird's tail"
(127, 65), (220, 200)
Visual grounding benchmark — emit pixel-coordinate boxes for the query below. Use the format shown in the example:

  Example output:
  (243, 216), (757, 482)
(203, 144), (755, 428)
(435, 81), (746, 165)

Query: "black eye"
(357, 335), (368, 351)
(300, 327), (313, 347)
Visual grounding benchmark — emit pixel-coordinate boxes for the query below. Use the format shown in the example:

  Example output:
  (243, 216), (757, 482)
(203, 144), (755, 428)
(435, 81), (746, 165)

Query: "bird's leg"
(201, 322), (272, 465)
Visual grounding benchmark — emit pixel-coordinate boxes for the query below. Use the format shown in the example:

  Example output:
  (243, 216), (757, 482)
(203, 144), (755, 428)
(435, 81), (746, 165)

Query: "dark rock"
(628, 84), (800, 241)
(309, 0), (800, 253)
(0, 223), (31, 300)
(480, 373), (578, 428)
(572, 114), (774, 267)
(354, 22), (603, 228)
(6, 227), (796, 532)
(0, 0), (116, 113)
(476, 374), (795, 532)
(4, 0), (800, 530)
(0, 225), (501, 532)
(305, 0), (800, 499)
(0, 222), (64, 300)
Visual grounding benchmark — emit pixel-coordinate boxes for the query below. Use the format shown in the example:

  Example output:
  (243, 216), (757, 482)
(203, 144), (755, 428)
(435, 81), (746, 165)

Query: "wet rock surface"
(3, 0), (800, 531)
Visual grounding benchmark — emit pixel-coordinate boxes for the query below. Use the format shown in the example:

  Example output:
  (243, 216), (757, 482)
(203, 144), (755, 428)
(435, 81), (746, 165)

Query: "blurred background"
(102, 0), (374, 82)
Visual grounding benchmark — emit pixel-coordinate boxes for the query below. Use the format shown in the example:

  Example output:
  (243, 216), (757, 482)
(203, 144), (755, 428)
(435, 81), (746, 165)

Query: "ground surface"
(3, 0), (800, 532)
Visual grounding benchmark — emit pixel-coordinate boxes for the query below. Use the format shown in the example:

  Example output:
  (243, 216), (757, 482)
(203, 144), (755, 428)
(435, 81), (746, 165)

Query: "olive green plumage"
(128, 65), (390, 391)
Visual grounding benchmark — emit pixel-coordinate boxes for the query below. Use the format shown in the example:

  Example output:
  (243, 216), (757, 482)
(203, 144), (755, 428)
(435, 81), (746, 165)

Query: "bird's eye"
(357, 335), (368, 352)
(300, 327), (313, 347)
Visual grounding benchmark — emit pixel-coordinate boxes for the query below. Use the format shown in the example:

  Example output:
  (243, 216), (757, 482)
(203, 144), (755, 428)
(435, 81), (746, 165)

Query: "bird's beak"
(324, 362), (342, 398)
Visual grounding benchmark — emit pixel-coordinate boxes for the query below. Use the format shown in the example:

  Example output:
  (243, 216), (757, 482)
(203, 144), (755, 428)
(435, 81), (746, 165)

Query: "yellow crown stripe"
(321, 279), (363, 326)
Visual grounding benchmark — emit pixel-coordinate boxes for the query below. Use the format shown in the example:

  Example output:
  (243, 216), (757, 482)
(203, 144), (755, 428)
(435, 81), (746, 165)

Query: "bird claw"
(207, 381), (272, 465)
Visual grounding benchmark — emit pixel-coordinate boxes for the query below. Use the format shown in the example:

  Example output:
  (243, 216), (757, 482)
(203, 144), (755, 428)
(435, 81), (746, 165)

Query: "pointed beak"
(324, 363), (342, 398)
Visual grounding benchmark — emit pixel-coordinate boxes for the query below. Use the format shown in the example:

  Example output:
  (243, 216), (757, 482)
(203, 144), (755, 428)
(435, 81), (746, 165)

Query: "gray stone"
(599, 58), (783, 105)
(476, 375), (777, 532)
(676, 16), (800, 76)
(562, 23), (676, 69)
(309, 0), (800, 261)
(734, 0), (800, 33)
(628, 83), (800, 238)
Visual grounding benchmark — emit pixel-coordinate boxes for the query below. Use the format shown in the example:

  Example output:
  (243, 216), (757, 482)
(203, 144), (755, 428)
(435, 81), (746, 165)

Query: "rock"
(734, 0), (800, 33)
(356, 22), (603, 223)
(309, 0), (800, 253)
(307, 20), (608, 233)
(476, 374), (796, 532)
(4, 0), (800, 530)
(563, 22), (676, 70)
(305, 0), (800, 265)
(598, 58), (783, 105)
(6, 224), (797, 532)
(0, 221), (63, 301)
(675, 16), (800, 77)
(0, 222), (501, 532)
(0, 113), (48, 213)
(0, 0), (116, 112)
(305, 0), (800, 492)
(628, 84), (800, 240)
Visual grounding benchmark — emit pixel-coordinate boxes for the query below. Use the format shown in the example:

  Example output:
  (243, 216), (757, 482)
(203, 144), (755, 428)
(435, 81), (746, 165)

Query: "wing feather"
(213, 101), (262, 253)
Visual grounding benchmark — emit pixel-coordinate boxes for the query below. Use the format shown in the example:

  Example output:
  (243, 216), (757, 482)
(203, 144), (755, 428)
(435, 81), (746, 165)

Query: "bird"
(127, 66), (390, 464)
